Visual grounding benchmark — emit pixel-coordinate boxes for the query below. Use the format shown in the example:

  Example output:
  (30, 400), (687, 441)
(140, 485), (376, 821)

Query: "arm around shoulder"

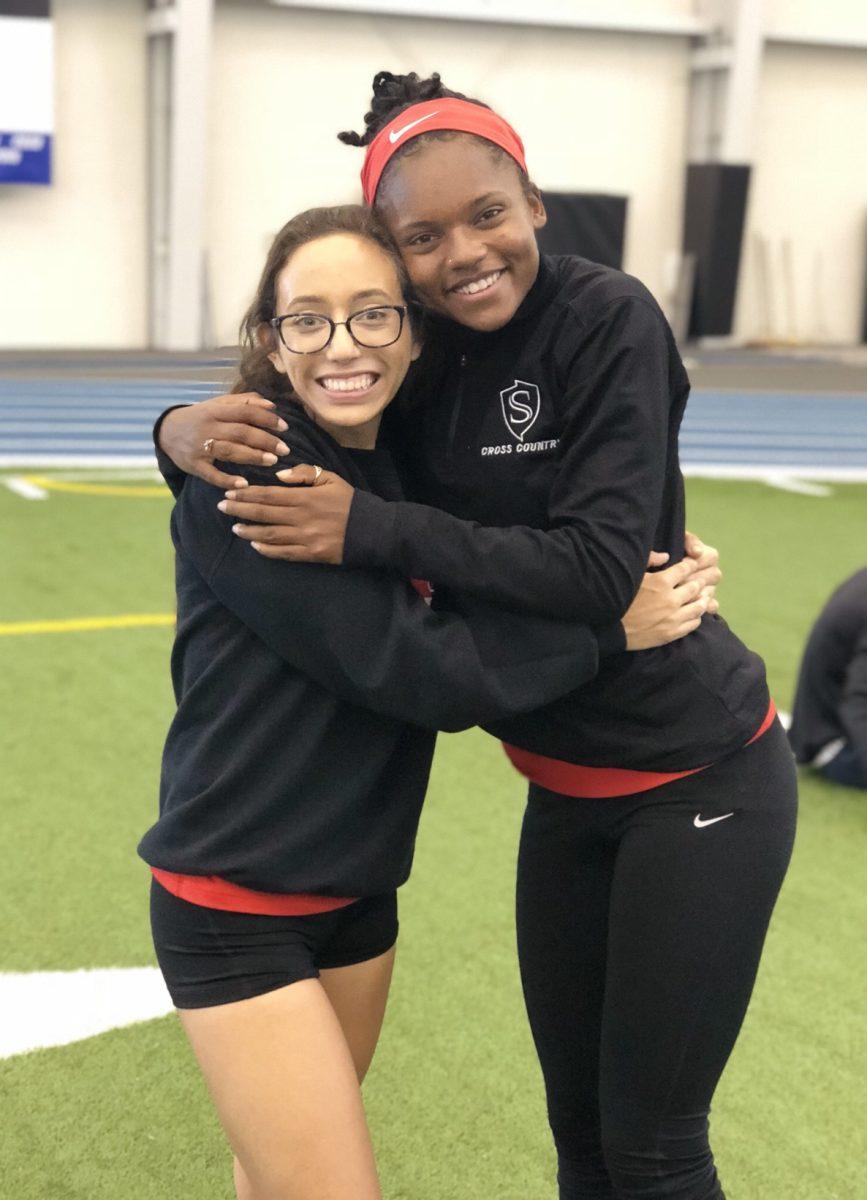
(344, 295), (676, 625)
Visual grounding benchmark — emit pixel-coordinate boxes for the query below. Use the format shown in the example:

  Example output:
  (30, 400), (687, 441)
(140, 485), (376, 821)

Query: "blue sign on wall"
(0, 3), (53, 186)
(0, 131), (51, 184)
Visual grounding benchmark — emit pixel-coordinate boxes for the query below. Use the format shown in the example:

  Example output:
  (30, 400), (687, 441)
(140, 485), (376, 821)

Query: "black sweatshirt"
(140, 405), (619, 895)
(788, 567), (867, 769)
(345, 255), (770, 771)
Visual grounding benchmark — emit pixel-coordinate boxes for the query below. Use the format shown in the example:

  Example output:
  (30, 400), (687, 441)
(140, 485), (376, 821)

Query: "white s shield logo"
(500, 380), (541, 442)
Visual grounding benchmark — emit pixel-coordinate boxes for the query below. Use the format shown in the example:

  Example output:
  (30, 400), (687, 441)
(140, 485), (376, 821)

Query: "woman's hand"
(219, 466), (353, 563)
(622, 539), (722, 651)
(158, 393), (291, 489)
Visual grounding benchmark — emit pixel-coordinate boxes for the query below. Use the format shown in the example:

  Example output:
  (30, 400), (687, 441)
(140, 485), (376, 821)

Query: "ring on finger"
(203, 438), (215, 455)
(313, 465), (323, 483)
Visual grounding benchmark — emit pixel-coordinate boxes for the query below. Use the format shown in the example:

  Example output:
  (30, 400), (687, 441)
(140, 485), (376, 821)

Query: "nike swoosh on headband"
(389, 111), (440, 144)
(693, 813), (734, 828)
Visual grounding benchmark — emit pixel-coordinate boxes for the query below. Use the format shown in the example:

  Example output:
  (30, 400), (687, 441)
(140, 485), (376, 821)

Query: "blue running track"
(1, 376), (866, 478)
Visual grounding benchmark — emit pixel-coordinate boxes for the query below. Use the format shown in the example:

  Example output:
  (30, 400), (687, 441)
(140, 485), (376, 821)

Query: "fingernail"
(262, 453), (278, 465)
(224, 490), (237, 500)
(232, 524), (243, 534)
(233, 479), (248, 488)
(276, 419), (288, 431)
(276, 469), (293, 480)
(275, 442), (290, 455)
(251, 541), (263, 550)
(217, 500), (228, 511)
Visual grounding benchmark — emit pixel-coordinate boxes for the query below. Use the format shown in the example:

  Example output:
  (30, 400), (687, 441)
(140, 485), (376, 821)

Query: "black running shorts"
(150, 878), (398, 1009)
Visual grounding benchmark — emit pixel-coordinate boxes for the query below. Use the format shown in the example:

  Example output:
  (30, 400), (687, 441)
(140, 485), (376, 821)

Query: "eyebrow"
(286, 288), (393, 307)
(399, 193), (507, 232)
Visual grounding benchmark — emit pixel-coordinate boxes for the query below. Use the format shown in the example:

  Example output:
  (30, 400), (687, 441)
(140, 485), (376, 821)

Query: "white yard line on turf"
(0, 968), (174, 1059)
(4, 476), (47, 500)
(762, 474), (831, 497)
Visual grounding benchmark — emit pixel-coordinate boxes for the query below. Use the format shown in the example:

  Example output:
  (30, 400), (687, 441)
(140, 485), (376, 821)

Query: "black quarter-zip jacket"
(345, 255), (770, 771)
(140, 404), (621, 895)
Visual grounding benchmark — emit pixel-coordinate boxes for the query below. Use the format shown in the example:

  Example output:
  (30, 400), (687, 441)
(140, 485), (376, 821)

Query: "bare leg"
(320, 944), (396, 1081)
(229, 947), (397, 1198)
(180, 977), (381, 1200)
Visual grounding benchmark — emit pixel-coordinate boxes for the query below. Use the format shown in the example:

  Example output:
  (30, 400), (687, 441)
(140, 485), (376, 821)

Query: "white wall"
(1, 2), (865, 349)
(0, 0), (147, 349)
(208, 3), (690, 345)
(766, 0), (867, 45)
(735, 42), (867, 344)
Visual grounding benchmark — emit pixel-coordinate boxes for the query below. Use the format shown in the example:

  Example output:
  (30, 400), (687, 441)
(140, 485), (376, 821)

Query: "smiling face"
(376, 136), (546, 332)
(268, 232), (420, 448)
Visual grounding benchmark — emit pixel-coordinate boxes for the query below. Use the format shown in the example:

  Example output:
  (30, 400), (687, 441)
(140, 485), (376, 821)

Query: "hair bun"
(372, 70), (400, 97)
(337, 70), (475, 148)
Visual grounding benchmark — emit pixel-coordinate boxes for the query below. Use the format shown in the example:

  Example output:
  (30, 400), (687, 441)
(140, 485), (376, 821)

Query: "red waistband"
(502, 699), (777, 799)
(150, 868), (358, 916)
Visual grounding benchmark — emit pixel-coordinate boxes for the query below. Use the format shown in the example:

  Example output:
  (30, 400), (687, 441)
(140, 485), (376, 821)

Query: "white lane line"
(762, 474), (831, 497)
(681, 429), (867, 443)
(0, 441), (153, 450)
(0, 967), (174, 1059)
(0, 455), (158, 467)
(4, 476), (48, 500)
(0, 427), (153, 436)
(683, 464), (867, 482)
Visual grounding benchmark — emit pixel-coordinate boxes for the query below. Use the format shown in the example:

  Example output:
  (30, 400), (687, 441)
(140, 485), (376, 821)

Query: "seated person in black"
(789, 566), (867, 788)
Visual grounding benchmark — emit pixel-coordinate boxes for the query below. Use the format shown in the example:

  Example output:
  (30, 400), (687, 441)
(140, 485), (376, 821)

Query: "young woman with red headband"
(154, 73), (796, 1200)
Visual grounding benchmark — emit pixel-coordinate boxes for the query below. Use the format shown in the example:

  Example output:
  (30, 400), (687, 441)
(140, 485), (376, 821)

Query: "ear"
(259, 323), (287, 376)
(527, 184), (547, 231)
(405, 302), (424, 363)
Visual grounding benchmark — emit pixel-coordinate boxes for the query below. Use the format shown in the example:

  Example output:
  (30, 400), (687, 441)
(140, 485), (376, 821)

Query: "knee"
(551, 1122), (613, 1199)
(234, 1155), (294, 1200)
(600, 1114), (722, 1199)
(234, 1156), (256, 1200)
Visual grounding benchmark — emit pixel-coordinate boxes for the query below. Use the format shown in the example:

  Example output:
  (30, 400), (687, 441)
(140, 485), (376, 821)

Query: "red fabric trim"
(502, 699), (777, 799)
(361, 98), (528, 204)
(150, 868), (358, 916)
(411, 578), (433, 601)
(746, 699), (777, 745)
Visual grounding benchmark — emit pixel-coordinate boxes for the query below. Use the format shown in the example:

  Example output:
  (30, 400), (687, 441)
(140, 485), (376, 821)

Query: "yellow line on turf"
(23, 475), (170, 498)
(0, 614), (175, 637)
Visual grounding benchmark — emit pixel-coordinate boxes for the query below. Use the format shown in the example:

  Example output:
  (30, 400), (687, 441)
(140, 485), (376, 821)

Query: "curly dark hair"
(232, 204), (416, 401)
(338, 71), (534, 201)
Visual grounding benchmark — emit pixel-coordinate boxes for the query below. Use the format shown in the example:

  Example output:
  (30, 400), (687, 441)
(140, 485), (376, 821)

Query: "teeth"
(320, 374), (376, 393)
(455, 270), (503, 295)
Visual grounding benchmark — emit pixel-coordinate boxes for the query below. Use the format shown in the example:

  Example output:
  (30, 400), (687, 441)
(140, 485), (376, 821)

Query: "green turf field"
(1, 471), (865, 1199)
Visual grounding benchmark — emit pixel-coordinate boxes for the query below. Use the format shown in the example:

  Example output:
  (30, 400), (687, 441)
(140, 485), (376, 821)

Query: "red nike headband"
(360, 97), (528, 205)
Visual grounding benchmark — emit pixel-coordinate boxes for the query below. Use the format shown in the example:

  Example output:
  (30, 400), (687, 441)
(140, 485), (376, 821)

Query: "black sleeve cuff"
(596, 620), (627, 657)
(343, 488), (398, 569)
(153, 405), (191, 499)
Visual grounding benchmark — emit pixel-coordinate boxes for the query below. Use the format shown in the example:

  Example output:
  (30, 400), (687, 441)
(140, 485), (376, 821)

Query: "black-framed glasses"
(270, 305), (409, 354)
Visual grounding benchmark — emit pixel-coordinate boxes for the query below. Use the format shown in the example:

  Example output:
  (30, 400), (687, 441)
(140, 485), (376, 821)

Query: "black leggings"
(516, 719), (797, 1200)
